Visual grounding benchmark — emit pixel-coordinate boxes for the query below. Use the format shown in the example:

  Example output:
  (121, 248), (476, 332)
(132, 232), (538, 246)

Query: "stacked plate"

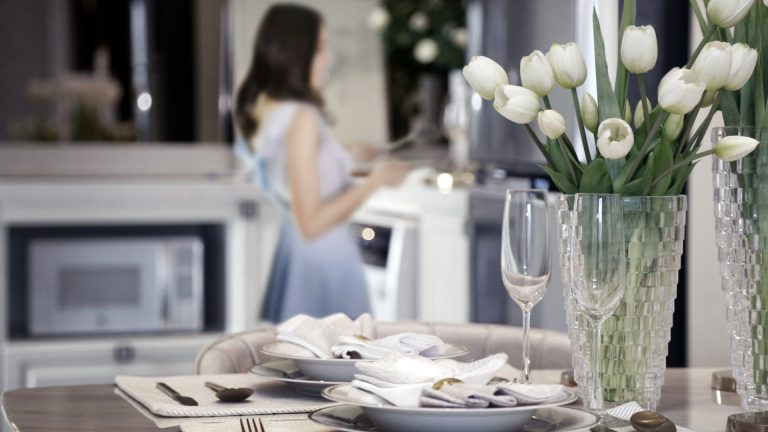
(250, 342), (469, 395)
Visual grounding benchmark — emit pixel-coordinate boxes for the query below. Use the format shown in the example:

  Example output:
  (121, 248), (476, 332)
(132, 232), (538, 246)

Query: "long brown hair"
(235, 3), (325, 140)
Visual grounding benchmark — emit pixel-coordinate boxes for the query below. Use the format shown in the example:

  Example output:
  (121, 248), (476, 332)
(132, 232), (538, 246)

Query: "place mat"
(115, 373), (333, 418)
(180, 416), (331, 432)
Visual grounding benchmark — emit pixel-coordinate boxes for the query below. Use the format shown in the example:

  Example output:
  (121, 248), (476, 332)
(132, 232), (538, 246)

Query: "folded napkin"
(420, 382), (565, 408)
(351, 352), (508, 407)
(606, 402), (695, 432)
(332, 333), (445, 359)
(115, 373), (331, 418)
(276, 313), (374, 359)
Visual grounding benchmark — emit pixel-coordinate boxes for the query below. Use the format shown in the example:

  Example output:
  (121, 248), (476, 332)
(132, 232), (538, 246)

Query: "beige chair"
(195, 322), (573, 374)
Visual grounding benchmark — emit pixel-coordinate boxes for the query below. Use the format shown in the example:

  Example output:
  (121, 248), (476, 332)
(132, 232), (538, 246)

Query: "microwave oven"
(29, 237), (204, 336)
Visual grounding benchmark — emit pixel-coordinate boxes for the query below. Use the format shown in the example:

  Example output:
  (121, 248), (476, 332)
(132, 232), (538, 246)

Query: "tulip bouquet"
(462, 0), (761, 196)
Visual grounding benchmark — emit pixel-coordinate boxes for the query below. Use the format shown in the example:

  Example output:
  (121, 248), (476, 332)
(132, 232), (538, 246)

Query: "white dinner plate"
(260, 342), (469, 382)
(249, 360), (341, 396)
(308, 403), (596, 432)
(320, 384), (579, 432)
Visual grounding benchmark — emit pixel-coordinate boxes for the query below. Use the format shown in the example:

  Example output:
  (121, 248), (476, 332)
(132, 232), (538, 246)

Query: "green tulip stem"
(685, 93), (722, 157)
(524, 123), (556, 167)
(625, 111), (669, 182)
(650, 149), (715, 188)
(686, 24), (716, 69)
(561, 134), (582, 167)
(676, 99), (705, 159)
(542, 95), (553, 110)
(557, 136), (580, 182)
(571, 88), (592, 163)
(637, 74), (652, 130)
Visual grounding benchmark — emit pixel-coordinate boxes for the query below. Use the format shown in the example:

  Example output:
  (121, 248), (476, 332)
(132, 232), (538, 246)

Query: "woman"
(235, 4), (410, 322)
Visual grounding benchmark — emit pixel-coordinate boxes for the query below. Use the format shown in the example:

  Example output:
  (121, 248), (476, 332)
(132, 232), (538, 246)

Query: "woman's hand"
(370, 160), (412, 187)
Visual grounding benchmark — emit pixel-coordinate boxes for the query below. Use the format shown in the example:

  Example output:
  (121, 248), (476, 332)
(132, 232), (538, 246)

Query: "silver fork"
(239, 418), (262, 432)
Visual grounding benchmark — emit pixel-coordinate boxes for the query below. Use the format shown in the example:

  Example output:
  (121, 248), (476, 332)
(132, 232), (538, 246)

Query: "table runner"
(115, 374), (332, 417)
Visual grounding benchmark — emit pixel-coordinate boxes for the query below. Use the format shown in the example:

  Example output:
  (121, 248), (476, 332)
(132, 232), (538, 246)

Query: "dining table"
(0, 367), (745, 432)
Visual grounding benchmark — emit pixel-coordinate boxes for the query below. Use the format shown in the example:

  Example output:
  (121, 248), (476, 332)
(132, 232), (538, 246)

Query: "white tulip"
(725, 43), (758, 91)
(537, 110), (567, 139)
(581, 93), (598, 133)
(520, 50), (555, 97)
(663, 114), (685, 140)
(634, 98), (652, 129)
(692, 41), (732, 90)
(621, 25), (658, 74)
(451, 27), (468, 48)
(658, 67), (706, 114)
(413, 38), (439, 64)
(493, 85), (540, 125)
(463, 56), (509, 100)
(707, 0), (755, 28)
(701, 90), (718, 107)
(546, 43), (587, 89)
(624, 100), (632, 124)
(367, 7), (390, 31)
(597, 118), (635, 159)
(714, 135), (760, 161)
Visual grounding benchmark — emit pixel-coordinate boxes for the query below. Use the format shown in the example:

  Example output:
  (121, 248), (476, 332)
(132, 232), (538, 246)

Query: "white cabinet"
(2, 335), (215, 390)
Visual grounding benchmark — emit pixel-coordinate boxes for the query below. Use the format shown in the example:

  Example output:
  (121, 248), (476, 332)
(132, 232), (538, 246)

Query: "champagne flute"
(501, 189), (551, 384)
(569, 193), (626, 413)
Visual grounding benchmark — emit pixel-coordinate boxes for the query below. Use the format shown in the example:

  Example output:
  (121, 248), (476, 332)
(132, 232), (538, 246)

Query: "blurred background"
(0, 0), (722, 406)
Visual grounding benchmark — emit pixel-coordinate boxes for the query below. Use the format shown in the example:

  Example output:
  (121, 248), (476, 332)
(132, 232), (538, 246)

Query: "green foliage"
(579, 159), (612, 193)
(542, 165), (578, 194)
(615, 0), (636, 119)
(592, 9), (621, 123)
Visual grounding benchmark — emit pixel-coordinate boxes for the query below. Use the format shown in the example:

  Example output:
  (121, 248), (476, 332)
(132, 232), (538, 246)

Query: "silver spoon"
(630, 411), (677, 432)
(205, 381), (254, 402)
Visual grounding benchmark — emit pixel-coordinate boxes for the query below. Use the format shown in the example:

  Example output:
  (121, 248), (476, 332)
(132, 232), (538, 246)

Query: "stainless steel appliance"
(352, 212), (418, 321)
(29, 237), (204, 336)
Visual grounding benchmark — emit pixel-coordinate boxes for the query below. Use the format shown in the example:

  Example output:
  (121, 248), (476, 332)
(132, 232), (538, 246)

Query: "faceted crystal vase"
(712, 127), (768, 411)
(558, 194), (687, 411)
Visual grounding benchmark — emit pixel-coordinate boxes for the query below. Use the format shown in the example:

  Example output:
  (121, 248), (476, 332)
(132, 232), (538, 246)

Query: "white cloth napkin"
(115, 373), (332, 417)
(276, 313), (374, 359)
(179, 415), (331, 432)
(420, 382), (565, 408)
(351, 352), (509, 407)
(332, 333), (445, 359)
(607, 402), (696, 432)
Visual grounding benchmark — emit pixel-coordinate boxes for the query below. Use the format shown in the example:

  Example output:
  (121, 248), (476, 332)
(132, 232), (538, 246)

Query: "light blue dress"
(236, 101), (370, 322)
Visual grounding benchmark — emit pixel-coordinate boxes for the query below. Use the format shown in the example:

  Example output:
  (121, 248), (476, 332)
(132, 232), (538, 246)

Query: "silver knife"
(156, 382), (198, 406)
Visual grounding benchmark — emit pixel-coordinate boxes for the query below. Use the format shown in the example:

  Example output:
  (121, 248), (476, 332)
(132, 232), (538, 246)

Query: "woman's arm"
(286, 107), (408, 240)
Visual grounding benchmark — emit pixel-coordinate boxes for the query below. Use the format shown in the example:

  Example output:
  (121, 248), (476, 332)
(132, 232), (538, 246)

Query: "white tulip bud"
(581, 93), (598, 133)
(714, 135), (760, 161)
(707, 0), (755, 28)
(634, 98), (652, 129)
(692, 41), (732, 90)
(658, 67), (706, 114)
(621, 25), (658, 74)
(493, 85), (540, 125)
(409, 11), (429, 32)
(367, 7), (391, 31)
(725, 43), (758, 91)
(597, 118), (635, 159)
(413, 38), (439, 64)
(624, 100), (632, 124)
(546, 42), (587, 89)
(663, 114), (685, 140)
(520, 50), (555, 97)
(463, 56), (509, 100)
(537, 110), (567, 139)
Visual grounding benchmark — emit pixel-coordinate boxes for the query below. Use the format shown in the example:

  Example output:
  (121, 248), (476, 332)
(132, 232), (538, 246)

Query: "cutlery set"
(155, 381), (254, 406)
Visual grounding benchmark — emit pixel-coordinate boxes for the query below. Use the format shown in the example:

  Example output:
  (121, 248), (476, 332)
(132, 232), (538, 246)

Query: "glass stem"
(590, 317), (603, 413)
(521, 305), (532, 384)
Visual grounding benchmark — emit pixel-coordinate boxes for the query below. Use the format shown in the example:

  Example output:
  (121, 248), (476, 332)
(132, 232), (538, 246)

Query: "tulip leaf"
(650, 140), (674, 196)
(593, 8), (621, 122)
(542, 165), (577, 195)
(619, 151), (654, 196)
(667, 163), (696, 195)
(546, 138), (576, 185)
(615, 0), (636, 117)
(720, 91), (741, 127)
(579, 159), (612, 193)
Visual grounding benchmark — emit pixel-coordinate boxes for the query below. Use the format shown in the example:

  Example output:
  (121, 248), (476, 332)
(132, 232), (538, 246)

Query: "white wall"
(686, 1), (730, 367)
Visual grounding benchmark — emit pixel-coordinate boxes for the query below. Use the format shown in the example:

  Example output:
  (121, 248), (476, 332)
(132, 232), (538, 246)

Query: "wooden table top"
(0, 368), (746, 432)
